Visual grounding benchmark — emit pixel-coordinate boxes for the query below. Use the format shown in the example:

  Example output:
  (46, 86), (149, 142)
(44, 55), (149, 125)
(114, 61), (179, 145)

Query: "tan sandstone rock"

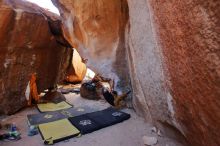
(52, 0), (130, 90)
(65, 49), (87, 83)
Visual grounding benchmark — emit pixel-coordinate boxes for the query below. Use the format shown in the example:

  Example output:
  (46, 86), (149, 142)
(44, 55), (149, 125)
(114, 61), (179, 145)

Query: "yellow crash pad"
(38, 119), (80, 144)
(37, 101), (72, 112)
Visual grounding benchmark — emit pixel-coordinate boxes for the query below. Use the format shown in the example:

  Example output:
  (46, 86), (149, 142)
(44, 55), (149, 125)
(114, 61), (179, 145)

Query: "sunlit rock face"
(52, 0), (130, 90)
(0, 0), (71, 114)
(65, 49), (87, 83)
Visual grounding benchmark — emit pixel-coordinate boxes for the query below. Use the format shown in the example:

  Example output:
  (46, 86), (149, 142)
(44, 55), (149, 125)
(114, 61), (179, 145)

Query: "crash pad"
(68, 114), (101, 134)
(37, 101), (72, 112)
(27, 106), (98, 126)
(38, 119), (80, 145)
(87, 107), (130, 127)
(28, 112), (66, 126)
(69, 107), (130, 135)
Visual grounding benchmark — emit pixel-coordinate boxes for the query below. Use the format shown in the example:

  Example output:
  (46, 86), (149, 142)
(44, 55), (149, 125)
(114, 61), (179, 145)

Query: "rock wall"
(126, 0), (170, 125)
(127, 0), (220, 145)
(0, 0), (71, 114)
(148, 0), (220, 146)
(52, 0), (130, 90)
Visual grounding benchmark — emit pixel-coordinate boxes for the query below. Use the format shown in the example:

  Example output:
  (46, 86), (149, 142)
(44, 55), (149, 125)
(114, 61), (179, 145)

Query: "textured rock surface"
(52, 0), (130, 90)
(126, 0), (170, 125)
(0, 0), (71, 114)
(65, 49), (87, 83)
(148, 0), (220, 146)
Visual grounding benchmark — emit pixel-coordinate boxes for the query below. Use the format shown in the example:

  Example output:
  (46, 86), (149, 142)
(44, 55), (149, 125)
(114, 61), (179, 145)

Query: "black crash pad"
(68, 107), (130, 135)
(68, 114), (101, 134)
(87, 107), (130, 127)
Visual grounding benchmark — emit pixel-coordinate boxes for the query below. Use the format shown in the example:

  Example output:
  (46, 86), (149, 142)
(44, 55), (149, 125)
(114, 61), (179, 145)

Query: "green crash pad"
(37, 101), (72, 112)
(27, 106), (98, 126)
(38, 119), (80, 144)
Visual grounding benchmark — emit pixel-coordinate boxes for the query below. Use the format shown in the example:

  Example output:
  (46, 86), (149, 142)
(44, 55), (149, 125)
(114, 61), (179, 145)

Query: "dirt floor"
(0, 92), (184, 146)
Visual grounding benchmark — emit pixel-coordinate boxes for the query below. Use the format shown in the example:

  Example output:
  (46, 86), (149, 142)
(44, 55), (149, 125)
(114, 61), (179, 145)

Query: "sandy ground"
(0, 93), (184, 146)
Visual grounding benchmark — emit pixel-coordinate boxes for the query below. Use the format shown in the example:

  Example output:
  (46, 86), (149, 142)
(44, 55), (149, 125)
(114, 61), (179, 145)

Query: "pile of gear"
(0, 123), (21, 141)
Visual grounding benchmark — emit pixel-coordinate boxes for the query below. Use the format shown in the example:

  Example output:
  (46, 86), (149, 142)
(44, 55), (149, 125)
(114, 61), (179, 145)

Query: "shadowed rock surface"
(149, 1), (220, 145)
(0, 0), (71, 114)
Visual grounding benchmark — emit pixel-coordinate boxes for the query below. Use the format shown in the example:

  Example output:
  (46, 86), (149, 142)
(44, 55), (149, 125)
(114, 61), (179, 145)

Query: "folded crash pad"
(37, 101), (72, 112)
(38, 119), (80, 145)
(69, 107), (130, 135)
(27, 106), (98, 126)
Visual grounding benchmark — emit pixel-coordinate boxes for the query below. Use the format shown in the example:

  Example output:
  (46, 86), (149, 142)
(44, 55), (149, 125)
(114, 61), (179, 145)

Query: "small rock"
(151, 127), (157, 133)
(157, 130), (162, 137)
(143, 136), (158, 146)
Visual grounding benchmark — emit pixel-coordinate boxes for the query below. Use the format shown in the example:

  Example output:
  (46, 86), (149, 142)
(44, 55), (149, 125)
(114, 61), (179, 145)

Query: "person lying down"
(80, 74), (131, 108)
(102, 88), (131, 109)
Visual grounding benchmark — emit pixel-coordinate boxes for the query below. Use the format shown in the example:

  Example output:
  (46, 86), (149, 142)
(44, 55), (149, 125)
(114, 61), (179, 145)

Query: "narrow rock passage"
(1, 0), (218, 145)
(0, 93), (183, 146)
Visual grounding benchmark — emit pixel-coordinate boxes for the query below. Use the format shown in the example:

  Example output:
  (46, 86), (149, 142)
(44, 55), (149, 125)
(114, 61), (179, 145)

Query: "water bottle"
(11, 123), (17, 132)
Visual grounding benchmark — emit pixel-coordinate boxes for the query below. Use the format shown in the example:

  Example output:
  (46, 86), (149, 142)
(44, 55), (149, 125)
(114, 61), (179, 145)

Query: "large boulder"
(148, 0), (220, 145)
(0, 0), (71, 114)
(127, 0), (220, 145)
(52, 0), (130, 90)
